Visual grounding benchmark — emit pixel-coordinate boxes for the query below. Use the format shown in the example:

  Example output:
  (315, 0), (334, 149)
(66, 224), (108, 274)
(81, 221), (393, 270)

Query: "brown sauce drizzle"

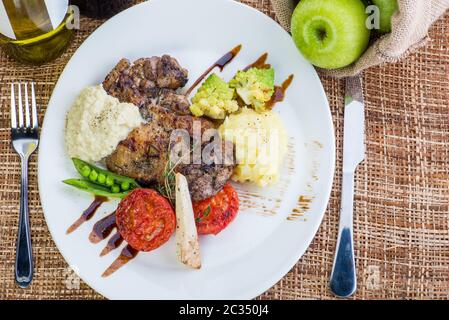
(67, 196), (138, 277)
(66, 196), (108, 234)
(243, 53), (270, 71)
(100, 232), (124, 257)
(101, 245), (139, 278)
(266, 74), (294, 109)
(185, 44), (242, 96)
(86, 209), (137, 277)
(89, 211), (117, 243)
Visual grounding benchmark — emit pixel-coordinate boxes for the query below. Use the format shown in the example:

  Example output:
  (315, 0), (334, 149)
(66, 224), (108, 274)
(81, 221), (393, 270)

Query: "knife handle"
(330, 172), (357, 297)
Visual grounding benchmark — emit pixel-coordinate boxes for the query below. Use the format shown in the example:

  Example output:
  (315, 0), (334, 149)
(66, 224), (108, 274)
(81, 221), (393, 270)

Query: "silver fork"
(10, 82), (39, 288)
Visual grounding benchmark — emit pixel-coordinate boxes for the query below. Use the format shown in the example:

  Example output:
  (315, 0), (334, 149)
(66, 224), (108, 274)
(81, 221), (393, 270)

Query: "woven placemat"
(1, 0), (448, 300)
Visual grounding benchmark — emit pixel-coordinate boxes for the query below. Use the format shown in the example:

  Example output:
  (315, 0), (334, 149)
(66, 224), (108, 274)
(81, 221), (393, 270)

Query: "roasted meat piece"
(105, 119), (168, 186)
(156, 55), (189, 89)
(158, 89), (191, 115)
(103, 55), (188, 108)
(103, 58), (130, 93)
(179, 161), (234, 202)
(103, 57), (159, 107)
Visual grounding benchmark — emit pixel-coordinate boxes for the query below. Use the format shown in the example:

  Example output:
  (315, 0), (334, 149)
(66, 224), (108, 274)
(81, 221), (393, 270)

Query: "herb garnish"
(195, 205), (211, 223)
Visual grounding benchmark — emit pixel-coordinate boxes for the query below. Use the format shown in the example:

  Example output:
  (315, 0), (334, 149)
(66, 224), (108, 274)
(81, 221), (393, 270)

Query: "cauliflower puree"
(219, 107), (287, 187)
(65, 85), (143, 163)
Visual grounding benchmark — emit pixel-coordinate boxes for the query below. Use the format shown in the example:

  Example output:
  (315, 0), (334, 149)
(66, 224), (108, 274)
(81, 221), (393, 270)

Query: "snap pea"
(111, 185), (120, 193)
(63, 179), (129, 199)
(71, 158), (140, 191)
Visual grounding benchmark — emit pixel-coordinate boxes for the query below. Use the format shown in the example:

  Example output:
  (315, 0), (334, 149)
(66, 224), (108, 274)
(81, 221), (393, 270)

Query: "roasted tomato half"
(116, 189), (176, 252)
(193, 183), (239, 235)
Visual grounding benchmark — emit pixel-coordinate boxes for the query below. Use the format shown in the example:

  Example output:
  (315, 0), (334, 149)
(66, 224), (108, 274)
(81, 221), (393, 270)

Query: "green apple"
(372, 0), (398, 33)
(291, 0), (370, 70)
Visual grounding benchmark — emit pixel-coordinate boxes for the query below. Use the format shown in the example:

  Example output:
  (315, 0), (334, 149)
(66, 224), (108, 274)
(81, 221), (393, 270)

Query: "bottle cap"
(0, 0), (69, 40)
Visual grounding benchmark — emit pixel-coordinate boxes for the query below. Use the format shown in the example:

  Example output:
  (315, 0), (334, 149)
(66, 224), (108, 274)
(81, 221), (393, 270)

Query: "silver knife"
(329, 75), (365, 297)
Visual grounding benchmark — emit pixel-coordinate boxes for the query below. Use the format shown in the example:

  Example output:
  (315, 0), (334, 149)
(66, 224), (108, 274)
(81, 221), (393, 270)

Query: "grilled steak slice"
(103, 55), (188, 108)
(156, 55), (189, 89)
(177, 136), (235, 200)
(106, 121), (168, 186)
(103, 57), (159, 108)
(158, 89), (190, 115)
(106, 107), (234, 201)
(103, 58), (130, 94)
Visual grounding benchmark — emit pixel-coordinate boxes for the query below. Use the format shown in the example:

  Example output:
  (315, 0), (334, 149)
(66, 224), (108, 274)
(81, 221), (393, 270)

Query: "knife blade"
(343, 76), (365, 172)
(329, 75), (365, 298)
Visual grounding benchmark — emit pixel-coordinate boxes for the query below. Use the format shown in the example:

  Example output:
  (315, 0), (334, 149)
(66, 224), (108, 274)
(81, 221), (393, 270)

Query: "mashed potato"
(219, 107), (287, 187)
(65, 85), (143, 163)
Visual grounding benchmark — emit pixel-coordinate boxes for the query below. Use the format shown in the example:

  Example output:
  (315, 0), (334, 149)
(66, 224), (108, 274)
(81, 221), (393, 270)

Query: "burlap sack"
(271, 0), (449, 77)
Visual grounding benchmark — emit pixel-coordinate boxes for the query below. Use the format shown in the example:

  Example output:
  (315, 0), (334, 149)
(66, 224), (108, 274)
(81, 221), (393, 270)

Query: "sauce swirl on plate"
(185, 44), (242, 96)
(266, 74), (294, 109)
(66, 196), (108, 234)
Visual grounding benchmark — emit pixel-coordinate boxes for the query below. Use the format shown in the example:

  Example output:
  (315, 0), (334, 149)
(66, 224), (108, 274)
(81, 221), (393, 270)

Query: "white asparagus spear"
(175, 173), (201, 269)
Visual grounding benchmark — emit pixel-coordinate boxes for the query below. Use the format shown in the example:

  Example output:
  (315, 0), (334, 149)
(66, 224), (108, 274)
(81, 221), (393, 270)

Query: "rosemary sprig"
(157, 160), (177, 207)
(157, 147), (193, 207)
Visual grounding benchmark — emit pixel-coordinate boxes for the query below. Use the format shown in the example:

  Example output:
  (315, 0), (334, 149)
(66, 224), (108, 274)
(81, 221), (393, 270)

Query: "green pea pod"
(71, 158), (140, 190)
(63, 179), (130, 199)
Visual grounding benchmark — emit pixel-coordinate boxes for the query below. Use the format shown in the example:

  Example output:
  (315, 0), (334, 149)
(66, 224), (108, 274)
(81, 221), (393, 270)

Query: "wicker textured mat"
(0, 0), (448, 300)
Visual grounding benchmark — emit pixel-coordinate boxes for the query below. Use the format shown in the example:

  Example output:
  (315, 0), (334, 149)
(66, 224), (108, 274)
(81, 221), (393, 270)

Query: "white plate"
(38, 0), (335, 299)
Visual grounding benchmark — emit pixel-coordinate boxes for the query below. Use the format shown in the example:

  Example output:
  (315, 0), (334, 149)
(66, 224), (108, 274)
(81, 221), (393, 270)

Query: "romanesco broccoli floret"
(189, 74), (239, 119)
(229, 67), (275, 112)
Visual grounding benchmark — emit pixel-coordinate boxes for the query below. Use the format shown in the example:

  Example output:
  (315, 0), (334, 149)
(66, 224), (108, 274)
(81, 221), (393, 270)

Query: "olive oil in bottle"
(0, 0), (74, 65)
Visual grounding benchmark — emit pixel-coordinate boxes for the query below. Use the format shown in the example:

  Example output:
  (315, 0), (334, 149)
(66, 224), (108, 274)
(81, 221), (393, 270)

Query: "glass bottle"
(70, 0), (132, 19)
(0, 0), (75, 65)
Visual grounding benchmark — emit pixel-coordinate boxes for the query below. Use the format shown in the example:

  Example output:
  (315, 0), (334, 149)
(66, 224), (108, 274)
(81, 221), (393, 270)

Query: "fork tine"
(17, 83), (24, 128)
(10, 83), (17, 129)
(31, 82), (38, 129)
(24, 83), (31, 128)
